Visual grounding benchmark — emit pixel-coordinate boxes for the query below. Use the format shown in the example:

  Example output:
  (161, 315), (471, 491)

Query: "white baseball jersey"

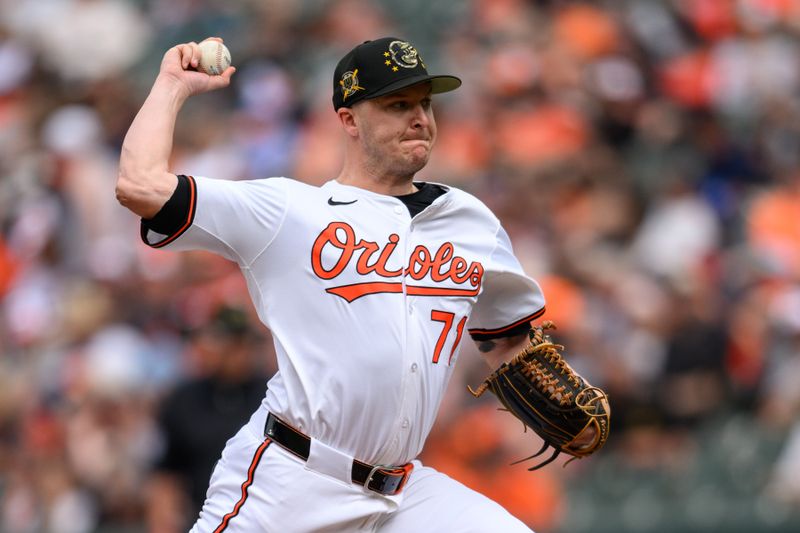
(143, 176), (545, 467)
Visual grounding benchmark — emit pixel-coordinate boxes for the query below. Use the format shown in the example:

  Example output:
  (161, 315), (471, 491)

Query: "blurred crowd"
(2, 0), (800, 531)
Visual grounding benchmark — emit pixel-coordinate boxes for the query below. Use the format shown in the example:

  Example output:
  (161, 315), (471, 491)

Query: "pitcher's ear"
(337, 107), (359, 138)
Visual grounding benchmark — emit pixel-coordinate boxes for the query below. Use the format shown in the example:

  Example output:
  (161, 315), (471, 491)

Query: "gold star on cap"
(384, 52), (390, 57)
(392, 66), (398, 72)
(385, 60), (391, 65)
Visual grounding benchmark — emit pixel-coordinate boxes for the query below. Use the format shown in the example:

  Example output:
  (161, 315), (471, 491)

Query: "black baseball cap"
(332, 37), (462, 111)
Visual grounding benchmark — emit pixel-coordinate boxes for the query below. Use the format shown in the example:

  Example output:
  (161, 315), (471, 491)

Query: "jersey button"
(402, 419), (409, 429)
(411, 363), (418, 373)
(393, 205), (404, 215)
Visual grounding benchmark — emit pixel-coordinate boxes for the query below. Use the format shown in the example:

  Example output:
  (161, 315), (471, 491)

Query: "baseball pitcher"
(116, 36), (609, 533)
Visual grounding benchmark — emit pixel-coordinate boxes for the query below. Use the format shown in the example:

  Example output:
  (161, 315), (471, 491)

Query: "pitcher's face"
(353, 82), (437, 179)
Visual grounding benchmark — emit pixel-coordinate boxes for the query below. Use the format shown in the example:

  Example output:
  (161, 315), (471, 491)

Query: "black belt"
(264, 413), (412, 496)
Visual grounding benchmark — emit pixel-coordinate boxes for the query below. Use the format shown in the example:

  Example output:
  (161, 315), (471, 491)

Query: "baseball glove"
(469, 321), (610, 470)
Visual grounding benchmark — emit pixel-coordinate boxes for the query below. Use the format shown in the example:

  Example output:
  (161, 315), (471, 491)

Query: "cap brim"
(367, 74), (462, 100)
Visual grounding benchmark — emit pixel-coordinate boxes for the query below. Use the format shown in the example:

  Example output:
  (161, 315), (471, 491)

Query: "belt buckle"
(363, 464), (408, 495)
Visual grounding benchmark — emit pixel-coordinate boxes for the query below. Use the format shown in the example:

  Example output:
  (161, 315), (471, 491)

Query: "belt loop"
(264, 412), (412, 496)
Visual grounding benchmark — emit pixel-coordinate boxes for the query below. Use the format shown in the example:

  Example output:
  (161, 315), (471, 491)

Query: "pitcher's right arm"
(115, 39), (235, 218)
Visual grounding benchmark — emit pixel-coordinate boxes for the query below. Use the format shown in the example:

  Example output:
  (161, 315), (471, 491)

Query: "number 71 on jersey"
(430, 310), (467, 365)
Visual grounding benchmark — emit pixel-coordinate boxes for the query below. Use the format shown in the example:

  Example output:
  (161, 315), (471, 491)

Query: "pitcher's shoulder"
(437, 184), (499, 220)
(239, 177), (329, 199)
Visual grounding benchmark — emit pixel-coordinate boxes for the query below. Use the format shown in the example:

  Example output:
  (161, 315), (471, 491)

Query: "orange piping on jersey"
(150, 175), (197, 249)
(213, 438), (271, 533)
(467, 307), (546, 336)
(326, 282), (481, 303)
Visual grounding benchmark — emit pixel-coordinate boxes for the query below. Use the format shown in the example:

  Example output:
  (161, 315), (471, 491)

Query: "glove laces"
(518, 321), (581, 406)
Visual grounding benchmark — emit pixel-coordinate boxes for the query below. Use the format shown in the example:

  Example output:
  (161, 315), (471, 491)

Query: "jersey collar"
(324, 179), (451, 202)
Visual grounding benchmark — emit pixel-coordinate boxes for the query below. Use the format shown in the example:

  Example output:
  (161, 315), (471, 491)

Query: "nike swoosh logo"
(328, 197), (358, 206)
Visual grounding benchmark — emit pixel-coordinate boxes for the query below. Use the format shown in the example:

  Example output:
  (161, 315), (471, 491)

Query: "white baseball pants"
(188, 414), (534, 533)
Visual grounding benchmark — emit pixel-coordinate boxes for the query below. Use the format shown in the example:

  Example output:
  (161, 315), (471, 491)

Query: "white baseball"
(197, 40), (231, 76)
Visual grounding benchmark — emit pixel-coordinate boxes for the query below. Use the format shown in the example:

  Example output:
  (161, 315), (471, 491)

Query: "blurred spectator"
(4, 0), (153, 83)
(145, 305), (272, 532)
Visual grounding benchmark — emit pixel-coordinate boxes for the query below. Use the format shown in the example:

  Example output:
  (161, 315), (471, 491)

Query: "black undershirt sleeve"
(141, 174), (192, 235)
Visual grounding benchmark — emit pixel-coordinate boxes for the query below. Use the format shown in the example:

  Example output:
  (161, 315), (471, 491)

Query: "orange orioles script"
(311, 222), (484, 302)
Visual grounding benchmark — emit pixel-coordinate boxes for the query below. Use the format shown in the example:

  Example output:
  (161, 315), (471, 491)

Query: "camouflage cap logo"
(387, 40), (424, 71)
(340, 69), (364, 100)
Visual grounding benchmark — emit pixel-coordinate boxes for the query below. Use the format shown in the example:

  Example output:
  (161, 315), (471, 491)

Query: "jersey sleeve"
(140, 175), (289, 266)
(467, 225), (546, 340)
